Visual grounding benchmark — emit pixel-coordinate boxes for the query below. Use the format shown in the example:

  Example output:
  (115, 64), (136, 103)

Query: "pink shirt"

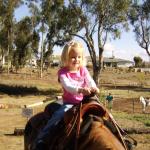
(58, 67), (97, 104)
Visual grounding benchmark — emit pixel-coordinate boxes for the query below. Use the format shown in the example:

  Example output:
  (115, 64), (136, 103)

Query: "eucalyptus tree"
(45, 1), (82, 48)
(26, 1), (40, 57)
(26, 0), (52, 77)
(25, 0), (46, 77)
(26, 0), (80, 77)
(13, 16), (39, 71)
(38, 0), (85, 72)
(39, 0), (75, 77)
(13, 17), (31, 70)
(42, 1), (73, 76)
(67, 0), (131, 84)
(0, 1), (7, 67)
(0, 28), (8, 67)
(0, 0), (23, 73)
(0, 1), (9, 68)
(134, 56), (143, 67)
(129, 0), (150, 57)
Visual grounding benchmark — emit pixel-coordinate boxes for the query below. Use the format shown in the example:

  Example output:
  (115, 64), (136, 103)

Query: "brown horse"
(24, 99), (136, 150)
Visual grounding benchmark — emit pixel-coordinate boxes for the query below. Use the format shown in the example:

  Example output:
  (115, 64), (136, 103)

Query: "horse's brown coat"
(24, 102), (127, 150)
(78, 121), (125, 150)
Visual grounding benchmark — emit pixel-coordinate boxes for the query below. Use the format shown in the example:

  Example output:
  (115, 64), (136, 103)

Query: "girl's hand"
(90, 87), (99, 94)
(78, 87), (91, 95)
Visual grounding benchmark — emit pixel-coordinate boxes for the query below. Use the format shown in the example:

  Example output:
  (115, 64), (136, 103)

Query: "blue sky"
(15, 4), (150, 62)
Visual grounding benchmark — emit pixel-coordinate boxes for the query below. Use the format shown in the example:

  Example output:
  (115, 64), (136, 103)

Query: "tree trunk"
(0, 47), (5, 69)
(93, 65), (100, 86)
(7, 30), (10, 75)
(40, 23), (44, 78)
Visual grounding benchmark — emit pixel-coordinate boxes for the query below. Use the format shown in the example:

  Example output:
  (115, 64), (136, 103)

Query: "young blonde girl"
(34, 41), (99, 150)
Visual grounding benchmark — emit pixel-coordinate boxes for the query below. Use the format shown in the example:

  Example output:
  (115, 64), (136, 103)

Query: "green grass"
(113, 111), (150, 127)
(133, 115), (150, 127)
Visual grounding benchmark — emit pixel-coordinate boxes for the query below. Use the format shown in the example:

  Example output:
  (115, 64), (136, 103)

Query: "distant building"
(103, 57), (134, 68)
(50, 59), (60, 67)
(26, 57), (37, 68)
(86, 56), (134, 68)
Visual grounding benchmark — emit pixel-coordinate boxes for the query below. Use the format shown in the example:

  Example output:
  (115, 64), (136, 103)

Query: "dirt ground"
(114, 97), (150, 114)
(0, 69), (150, 150)
(0, 94), (149, 150)
(115, 98), (150, 150)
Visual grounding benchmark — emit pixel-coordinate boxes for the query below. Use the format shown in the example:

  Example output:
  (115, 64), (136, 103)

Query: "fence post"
(132, 99), (135, 113)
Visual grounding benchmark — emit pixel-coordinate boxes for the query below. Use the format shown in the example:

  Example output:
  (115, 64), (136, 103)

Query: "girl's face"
(67, 48), (83, 71)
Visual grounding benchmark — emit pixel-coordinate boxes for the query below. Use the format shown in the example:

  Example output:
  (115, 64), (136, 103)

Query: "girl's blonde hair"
(61, 41), (86, 67)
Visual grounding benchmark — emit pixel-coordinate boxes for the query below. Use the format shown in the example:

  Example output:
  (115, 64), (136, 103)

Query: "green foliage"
(13, 17), (34, 69)
(133, 115), (150, 127)
(0, 27), (8, 49)
(129, 0), (150, 56)
(67, 0), (131, 84)
(0, 0), (23, 72)
(26, 0), (75, 77)
(1, 0), (149, 79)
(31, 30), (40, 55)
(133, 56), (143, 67)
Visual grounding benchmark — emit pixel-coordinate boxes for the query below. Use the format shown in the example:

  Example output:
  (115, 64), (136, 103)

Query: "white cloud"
(103, 43), (115, 57)
(104, 43), (115, 51)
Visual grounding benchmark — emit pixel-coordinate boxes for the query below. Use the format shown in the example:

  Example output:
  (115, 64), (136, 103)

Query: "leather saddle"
(62, 98), (137, 150)
(33, 96), (136, 150)
(64, 99), (111, 137)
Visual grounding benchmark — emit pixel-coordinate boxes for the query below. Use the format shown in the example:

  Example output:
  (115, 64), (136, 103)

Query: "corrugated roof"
(103, 57), (134, 63)
(86, 56), (134, 63)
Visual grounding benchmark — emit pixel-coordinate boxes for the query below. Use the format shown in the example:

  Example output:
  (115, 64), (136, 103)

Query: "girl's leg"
(32, 104), (73, 150)
(37, 104), (73, 140)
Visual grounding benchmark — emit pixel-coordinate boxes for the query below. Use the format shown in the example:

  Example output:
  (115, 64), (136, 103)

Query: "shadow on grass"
(0, 84), (61, 96)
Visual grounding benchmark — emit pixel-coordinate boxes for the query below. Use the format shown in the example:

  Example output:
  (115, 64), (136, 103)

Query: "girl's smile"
(68, 48), (83, 71)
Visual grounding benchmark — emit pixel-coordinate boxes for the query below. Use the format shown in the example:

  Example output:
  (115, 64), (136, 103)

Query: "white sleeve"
(59, 75), (79, 94)
(84, 70), (97, 88)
